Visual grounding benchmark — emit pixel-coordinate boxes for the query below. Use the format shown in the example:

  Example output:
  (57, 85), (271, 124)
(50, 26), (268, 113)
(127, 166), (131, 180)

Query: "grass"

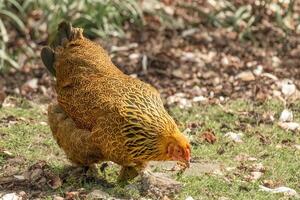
(0, 97), (299, 199)
(170, 99), (300, 199)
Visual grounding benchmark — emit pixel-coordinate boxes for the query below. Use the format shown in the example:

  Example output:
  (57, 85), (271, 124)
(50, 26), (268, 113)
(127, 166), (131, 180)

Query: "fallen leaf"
(65, 191), (80, 200)
(263, 179), (281, 188)
(201, 131), (217, 144)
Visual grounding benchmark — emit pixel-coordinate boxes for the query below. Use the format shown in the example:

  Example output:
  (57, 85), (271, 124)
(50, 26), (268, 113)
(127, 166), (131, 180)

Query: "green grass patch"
(0, 98), (299, 199)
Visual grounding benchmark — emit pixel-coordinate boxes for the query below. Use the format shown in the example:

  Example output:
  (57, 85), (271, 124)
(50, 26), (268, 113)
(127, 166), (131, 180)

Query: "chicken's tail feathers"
(41, 47), (56, 76)
(41, 21), (83, 76)
(51, 21), (73, 49)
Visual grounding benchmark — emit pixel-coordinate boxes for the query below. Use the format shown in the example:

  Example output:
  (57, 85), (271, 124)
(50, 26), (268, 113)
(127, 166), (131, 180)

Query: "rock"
(181, 52), (196, 61)
(86, 190), (110, 199)
(224, 132), (243, 143)
(162, 196), (172, 200)
(278, 122), (300, 131)
(1, 193), (20, 200)
(24, 78), (38, 90)
(221, 57), (229, 66)
(13, 175), (25, 180)
(185, 196), (194, 200)
(141, 172), (182, 198)
(253, 65), (263, 75)
(53, 196), (64, 200)
(181, 28), (198, 37)
(279, 109), (293, 122)
(281, 80), (296, 97)
(271, 56), (281, 67)
(236, 71), (255, 81)
(129, 53), (140, 60)
(192, 96), (207, 103)
(172, 69), (183, 78)
(30, 168), (43, 181)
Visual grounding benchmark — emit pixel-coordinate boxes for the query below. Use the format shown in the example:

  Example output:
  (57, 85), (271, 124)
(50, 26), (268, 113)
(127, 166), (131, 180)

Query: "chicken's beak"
(184, 148), (191, 168)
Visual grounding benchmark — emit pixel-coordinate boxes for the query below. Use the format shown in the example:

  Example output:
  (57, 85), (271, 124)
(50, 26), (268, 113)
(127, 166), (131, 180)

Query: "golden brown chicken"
(41, 22), (191, 181)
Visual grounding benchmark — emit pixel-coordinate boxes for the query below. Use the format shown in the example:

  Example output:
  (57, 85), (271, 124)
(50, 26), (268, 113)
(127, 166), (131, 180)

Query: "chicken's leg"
(118, 166), (139, 183)
(117, 162), (149, 183)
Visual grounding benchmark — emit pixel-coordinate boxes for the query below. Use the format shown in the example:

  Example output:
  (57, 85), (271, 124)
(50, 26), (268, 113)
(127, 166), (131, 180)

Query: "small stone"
(272, 56), (281, 67)
(185, 196), (194, 200)
(236, 71), (255, 81)
(14, 175), (25, 180)
(279, 109), (293, 122)
(24, 78), (39, 90)
(281, 80), (296, 97)
(1, 193), (19, 200)
(172, 69), (183, 78)
(221, 57), (229, 66)
(192, 96), (207, 102)
(87, 190), (110, 199)
(253, 65), (263, 75)
(278, 122), (300, 131)
(30, 168), (43, 181)
(53, 196), (64, 200)
(141, 172), (182, 197)
(162, 196), (172, 200)
(129, 53), (140, 60)
(224, 132), (243, 143)
(181, 52), (196, 61)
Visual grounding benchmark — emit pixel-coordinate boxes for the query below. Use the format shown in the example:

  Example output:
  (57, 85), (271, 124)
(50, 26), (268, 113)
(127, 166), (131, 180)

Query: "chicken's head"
(162, 130), (191, 167)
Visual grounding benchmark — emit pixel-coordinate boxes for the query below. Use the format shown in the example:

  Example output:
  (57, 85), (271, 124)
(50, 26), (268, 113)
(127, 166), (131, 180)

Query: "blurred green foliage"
(0, 0), (299, 70)
(0, 0), (144, 70)
(28, 0), (144, 38)
(0, 0), (26, 69)
(206, 0), (298, 40)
